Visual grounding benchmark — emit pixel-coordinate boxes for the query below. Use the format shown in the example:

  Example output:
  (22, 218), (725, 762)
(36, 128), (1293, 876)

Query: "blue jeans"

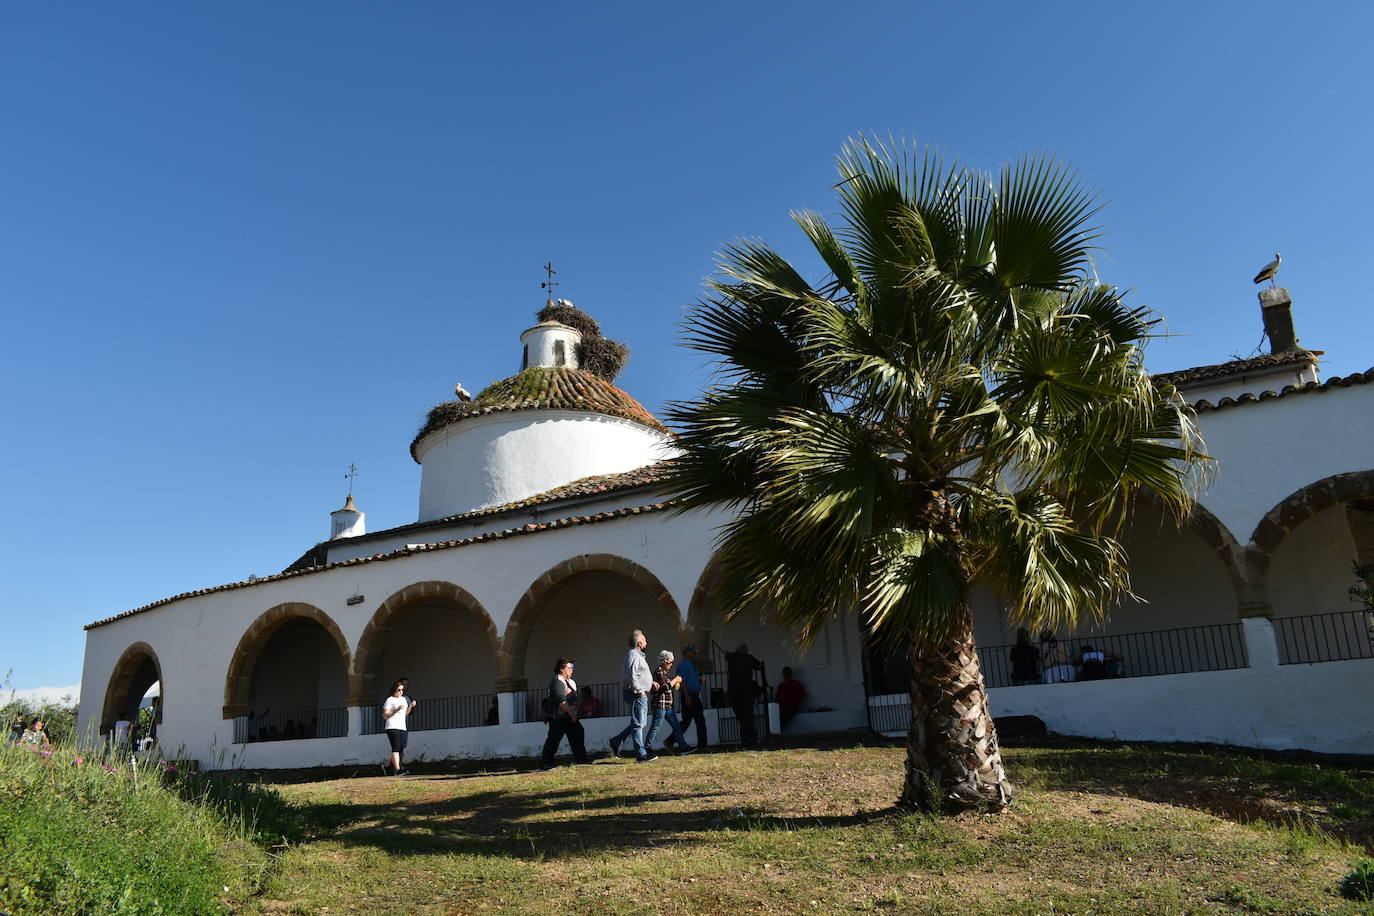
(612, 690), (649, 758)
(644, 707), (688, 751)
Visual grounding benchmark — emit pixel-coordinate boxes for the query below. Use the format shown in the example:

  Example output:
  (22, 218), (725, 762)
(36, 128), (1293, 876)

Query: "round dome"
(411, 367), (674, 521)
(412, 368), (669, 460)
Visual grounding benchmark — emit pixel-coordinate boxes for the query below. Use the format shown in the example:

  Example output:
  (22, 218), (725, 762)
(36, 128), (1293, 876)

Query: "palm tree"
(665, 138), (1207, 813)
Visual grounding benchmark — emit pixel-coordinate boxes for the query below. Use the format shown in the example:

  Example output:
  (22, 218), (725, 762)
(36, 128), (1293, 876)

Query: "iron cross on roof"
(541, 261), (559, 304)
(344, 463), (358, 497)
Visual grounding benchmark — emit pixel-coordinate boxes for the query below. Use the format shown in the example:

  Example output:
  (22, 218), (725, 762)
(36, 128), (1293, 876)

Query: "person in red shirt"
(578, 686), (604, 718)
(775, 666), (806, 730)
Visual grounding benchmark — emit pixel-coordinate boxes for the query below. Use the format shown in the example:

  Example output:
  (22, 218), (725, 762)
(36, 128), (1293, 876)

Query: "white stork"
(1253, 252), (1282, 287)
(454, 382), (472, 402)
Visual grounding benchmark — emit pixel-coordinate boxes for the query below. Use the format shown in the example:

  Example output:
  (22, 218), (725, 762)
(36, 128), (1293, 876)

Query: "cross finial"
(540, 261), (559, 305)
(344, 463), (358, 497)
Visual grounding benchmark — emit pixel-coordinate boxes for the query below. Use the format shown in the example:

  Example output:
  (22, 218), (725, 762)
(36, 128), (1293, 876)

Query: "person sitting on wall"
(9, 713), (28, 746)
(1040, 633), (1076, 684)
(775, 666), (806, 730)
(1009, 628), (1041, 686)
(578, 686), (604, 718)
(1077, 644), (1123, 680)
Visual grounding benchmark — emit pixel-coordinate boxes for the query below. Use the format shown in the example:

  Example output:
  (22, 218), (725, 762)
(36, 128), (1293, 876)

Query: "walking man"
(609, 629), (656, 762)
(725, 641), (763, 746)
(674, 643), (708, 751)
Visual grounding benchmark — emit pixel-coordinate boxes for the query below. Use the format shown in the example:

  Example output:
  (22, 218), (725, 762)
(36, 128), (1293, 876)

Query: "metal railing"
(704, 641), (771, 743)
(976, 622), (1248, 687)
(1275, 610), (1374, 665)
(864, 621), (1250, 732)
(360, 692), (497, 734)
(233, 706), (348, 743)
(865, 694), (910, 735)
(513, 681), (641, 724)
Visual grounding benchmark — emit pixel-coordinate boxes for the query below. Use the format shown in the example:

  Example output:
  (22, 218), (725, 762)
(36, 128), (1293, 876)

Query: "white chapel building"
(78, 289), (1374, 768)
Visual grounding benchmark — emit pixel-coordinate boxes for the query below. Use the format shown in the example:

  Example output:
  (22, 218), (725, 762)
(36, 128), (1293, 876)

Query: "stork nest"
(537, 301), (629, 383)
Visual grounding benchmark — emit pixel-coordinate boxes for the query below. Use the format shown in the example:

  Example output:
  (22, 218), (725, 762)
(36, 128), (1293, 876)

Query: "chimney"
(330, 493), (366, 540)
(1259, 287), (1298, 353)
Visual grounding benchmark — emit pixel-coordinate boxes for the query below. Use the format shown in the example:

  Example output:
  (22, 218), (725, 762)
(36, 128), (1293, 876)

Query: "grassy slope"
(0, 746), (278, 916)
(244, 740), (1373, 915)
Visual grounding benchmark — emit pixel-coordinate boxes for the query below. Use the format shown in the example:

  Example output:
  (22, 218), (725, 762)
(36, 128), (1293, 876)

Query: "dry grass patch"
(237, 742), (1371, 915)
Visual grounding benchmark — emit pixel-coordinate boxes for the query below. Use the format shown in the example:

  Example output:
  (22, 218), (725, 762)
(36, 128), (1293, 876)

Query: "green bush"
(2, 690), (79, 745)
(0, 744), (292, 915)
(1340, 859), (1374, 901)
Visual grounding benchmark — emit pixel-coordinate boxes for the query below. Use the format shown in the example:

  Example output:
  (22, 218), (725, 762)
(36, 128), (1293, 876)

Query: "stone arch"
(1243, 469), (1374, 615)
(1136, 492), (1247, 613)
(222, 603), (350, 718)
(500, 554), (684, 690)
(101, 642), (163, 732)
(348, 581), (500, 706)
(685, 555), (725, 653)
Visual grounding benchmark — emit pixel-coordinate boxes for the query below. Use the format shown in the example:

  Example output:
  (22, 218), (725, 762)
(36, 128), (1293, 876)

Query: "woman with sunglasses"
(539, 658), (590, 770)
(380, 680), (412, 775)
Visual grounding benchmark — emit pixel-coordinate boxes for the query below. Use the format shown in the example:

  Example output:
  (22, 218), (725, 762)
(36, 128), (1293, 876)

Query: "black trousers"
(541, 716), (589, 764)
(728, 689), (758, 744)
(680, 689), (708, 748)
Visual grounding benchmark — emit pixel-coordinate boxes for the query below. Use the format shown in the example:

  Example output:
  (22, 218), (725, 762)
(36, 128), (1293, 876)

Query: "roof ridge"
(86, 500), (679, 630)
(321, 462), (673, 546)
(1188, 367), (1374, 413)
(1153, 349), (1319, 387)
(411, 367), (669, 461)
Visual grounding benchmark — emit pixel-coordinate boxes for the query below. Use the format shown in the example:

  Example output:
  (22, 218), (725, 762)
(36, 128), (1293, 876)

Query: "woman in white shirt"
(380, 680), (412, 776)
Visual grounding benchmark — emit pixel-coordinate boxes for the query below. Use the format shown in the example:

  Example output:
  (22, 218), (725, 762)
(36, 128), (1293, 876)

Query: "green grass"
(0, 744), (295, 915)
(7, 738), (1371, 914)
(234, 740), (1371, 914)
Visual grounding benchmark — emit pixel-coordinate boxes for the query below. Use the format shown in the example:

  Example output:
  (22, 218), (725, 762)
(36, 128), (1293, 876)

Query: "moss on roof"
(411, 367), (669, 460)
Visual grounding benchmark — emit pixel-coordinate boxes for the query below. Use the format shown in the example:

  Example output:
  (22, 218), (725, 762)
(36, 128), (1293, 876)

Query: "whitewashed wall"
(987, 619), (1373, 757)
(414, 410), (676, 522)
(1192, 384), (1374, 546)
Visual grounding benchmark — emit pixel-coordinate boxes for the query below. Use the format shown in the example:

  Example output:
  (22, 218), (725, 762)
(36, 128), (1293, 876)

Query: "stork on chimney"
(1253, 252), (1281, 288)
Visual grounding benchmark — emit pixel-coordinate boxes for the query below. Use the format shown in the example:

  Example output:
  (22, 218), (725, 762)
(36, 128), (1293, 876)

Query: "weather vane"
(344, 463), (358, 497)
(540, 261), (559, 304)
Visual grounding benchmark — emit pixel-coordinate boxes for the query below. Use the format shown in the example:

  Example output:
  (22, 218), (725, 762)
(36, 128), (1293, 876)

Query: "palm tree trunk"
(899, 610), (1013, 813)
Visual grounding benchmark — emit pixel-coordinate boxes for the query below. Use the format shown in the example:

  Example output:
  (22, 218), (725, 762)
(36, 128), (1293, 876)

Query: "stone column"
(496, 692), (519, 726)
(1242, 616), (1280, 671)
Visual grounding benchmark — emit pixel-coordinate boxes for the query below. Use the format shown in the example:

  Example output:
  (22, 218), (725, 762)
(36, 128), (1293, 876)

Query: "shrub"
(0, 744), (291, 915)
(1340, 859), (1374, 901)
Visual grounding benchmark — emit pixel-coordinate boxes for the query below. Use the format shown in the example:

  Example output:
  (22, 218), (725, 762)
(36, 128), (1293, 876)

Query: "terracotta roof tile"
(85, 501), (678, 630)
(1152, 350), (1319, 387)
(329, 462), (674, 549)
(1188, 367), (1374, 413)
(411, 368), (669, 460)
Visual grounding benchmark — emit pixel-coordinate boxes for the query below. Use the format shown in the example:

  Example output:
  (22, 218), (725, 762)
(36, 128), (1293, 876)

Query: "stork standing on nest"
(1253, 252), (1281, 287)
(454, 382), (471, 402)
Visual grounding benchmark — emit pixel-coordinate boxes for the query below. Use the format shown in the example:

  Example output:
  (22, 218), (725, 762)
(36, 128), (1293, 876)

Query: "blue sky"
(2, 2), (1371, 694)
